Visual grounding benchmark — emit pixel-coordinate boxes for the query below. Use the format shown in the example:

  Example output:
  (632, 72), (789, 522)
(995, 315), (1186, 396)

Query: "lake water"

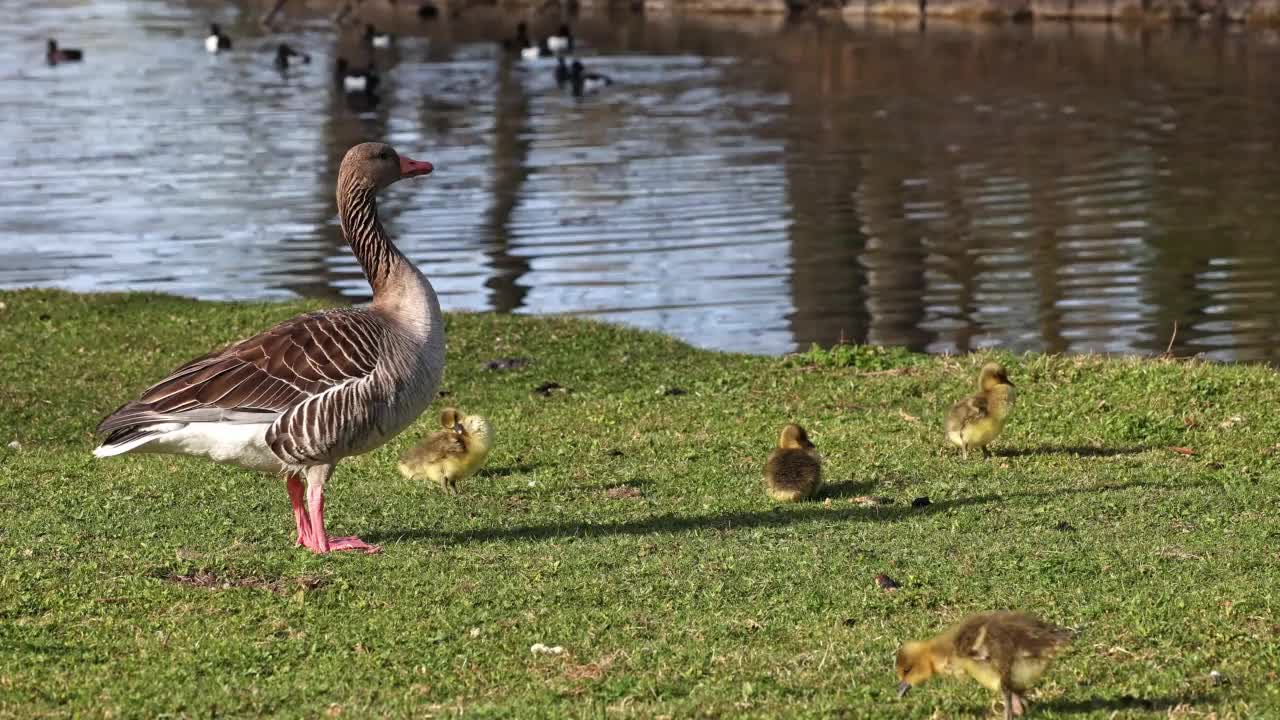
(4, 2), (1280, 360)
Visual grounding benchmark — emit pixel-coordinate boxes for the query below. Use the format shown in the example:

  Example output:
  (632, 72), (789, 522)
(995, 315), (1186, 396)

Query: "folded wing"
(97, 309), (386, 461)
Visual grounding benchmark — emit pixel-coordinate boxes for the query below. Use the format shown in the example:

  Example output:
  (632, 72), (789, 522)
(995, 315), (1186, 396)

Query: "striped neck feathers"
(337, 177), (406, 297)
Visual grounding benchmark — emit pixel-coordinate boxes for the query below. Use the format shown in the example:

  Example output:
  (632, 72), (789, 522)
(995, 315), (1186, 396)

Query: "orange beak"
(399, 156), (434, 178)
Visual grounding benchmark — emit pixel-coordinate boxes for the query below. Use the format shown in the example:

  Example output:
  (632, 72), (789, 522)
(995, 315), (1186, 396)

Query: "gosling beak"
(399, 156), (434, 179)
(453, 422), (464, 434)
(897, 681), (911, 698)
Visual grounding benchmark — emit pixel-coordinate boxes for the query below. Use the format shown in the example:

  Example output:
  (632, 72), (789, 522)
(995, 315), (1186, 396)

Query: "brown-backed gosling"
(763, 423), (822, 502)
(945, 362), (1015, 459)
(896, 611), (1072, 720)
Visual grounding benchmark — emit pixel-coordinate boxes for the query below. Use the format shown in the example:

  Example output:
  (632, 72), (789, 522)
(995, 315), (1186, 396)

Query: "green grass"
(1, 289), (1277, 719)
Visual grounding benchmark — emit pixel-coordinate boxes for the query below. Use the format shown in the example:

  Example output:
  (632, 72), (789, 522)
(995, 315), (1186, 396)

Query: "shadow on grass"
(1044, 692), (1214, 714)
(997, 445), (1153, 458)
(819, 480), (877, 499)
(366, 479), (1195, 545)
(480, 464), (537, 478)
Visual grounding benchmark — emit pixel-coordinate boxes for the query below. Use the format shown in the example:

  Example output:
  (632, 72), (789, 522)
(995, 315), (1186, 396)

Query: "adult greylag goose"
(93, 143), (444, 554)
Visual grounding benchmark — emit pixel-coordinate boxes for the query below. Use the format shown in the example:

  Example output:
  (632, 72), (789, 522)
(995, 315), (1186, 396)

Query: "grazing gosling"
(763, 424), (823, 502)
(397, 408), (493, 493)
(896, 612), (1072, 720)
(945, 362), (1015, 459)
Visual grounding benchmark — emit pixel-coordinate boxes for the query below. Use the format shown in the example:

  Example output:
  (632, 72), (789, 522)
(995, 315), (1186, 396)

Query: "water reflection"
(2, 2), (1279, 361)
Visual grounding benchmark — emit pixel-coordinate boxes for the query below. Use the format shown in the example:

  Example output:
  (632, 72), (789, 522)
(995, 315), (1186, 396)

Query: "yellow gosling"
(896, 611), (1072, 720)
(397, 408), (493, 493)
(945, 362), (1016, 459)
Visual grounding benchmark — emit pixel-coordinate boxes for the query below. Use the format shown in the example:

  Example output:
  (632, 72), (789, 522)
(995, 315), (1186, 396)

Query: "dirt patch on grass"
(605, 485), (644, 500)
(563, 652), (622, 683)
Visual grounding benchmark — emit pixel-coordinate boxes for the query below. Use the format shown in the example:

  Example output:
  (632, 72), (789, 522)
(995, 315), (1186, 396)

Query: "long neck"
(336, 179), (439, 332)
(338, 181), (401, 293)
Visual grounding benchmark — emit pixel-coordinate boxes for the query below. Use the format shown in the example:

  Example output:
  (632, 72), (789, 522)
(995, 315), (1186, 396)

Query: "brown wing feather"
(399, 430), (467, 468)
(764, 448), (822, 492)
(97, 309), (385, 442)
(953, 613), (1072, 668)
(945, 393), (989, 434)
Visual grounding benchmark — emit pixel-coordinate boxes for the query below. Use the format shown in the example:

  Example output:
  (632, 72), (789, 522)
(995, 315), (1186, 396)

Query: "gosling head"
(777, 423), (815, 450)
(895, 640), (938, 698)
(459, 414), (493, 445)
(439, 407), (463, 433)
(978, 362), (1013, 392)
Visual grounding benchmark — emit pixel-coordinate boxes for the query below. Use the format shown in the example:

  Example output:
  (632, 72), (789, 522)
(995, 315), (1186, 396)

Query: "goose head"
(340, 142), (433, 192)
(47, 39), (58, 54)
(209, 23), (222, 37)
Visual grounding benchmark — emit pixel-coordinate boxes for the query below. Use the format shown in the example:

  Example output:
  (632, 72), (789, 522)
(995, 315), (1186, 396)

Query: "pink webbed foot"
(300, 466), (381, 554)
(324, 536), (383, 554)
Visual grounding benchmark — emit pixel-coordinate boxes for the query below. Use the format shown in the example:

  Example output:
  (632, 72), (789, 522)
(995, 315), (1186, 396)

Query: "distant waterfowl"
(205, 23), (232, 53)
(503, 22), (531, 52)
(570, 60), (612, 96)
(522, 39), (552, 61)
(547, 24), (574, 54)
(897, 612), (1072, 720)
(274, 43), (310, 70)
(554, 55), (570, 87)
(417, 2), (440, 19)
(335, 57), (379, 94)
(763, 423), (823, 502)
(46, 39), (83, 65)
(94, 142), (443, 555)
(365, 24), (392, 49)
(397, 408), (494, 493)
(945, 362), (1016, 459)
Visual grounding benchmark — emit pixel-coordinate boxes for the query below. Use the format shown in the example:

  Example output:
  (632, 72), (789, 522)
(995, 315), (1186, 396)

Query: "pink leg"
(1009, 693), (1025, 717)
(286, 474), (312, 548)
(304, 465), (381, 555)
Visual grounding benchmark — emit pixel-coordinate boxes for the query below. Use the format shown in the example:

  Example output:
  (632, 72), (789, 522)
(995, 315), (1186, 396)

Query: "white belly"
(371, 35), (391, 49)
(521, 46), (541, 61)
(343, 75), (368, 92)
(547, 36), (569, 53)
(205, 35), (220, 53)
(140, 422), (284, 473)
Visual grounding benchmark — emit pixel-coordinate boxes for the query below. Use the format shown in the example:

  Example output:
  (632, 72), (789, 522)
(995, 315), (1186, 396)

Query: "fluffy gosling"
(763, 424), (823, 502)
(945, 362), (1016, 459)
(397, 408), (493, 493)
(896, 611), (1072, 720)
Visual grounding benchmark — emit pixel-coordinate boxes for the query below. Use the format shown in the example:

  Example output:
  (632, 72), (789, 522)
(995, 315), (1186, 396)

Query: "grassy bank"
(1, 289), (1277, 718)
